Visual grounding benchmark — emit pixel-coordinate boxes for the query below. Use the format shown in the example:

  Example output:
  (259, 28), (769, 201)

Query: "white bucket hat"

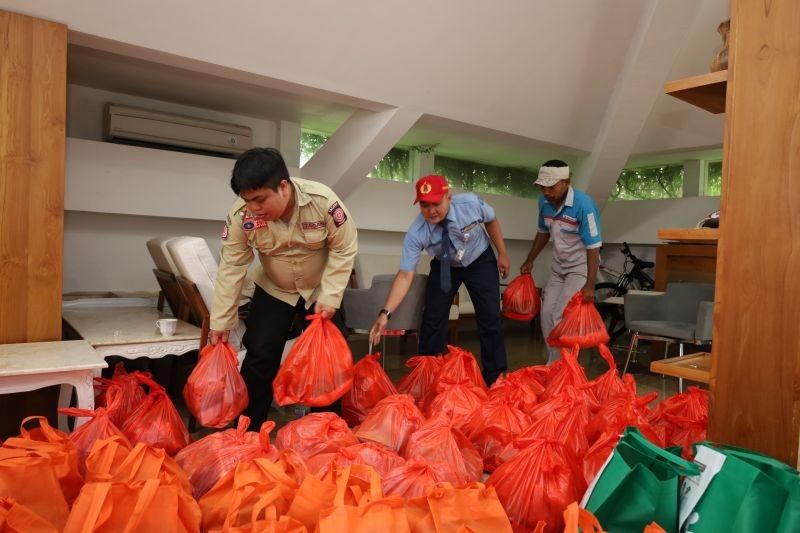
(534, 165), (570, 187)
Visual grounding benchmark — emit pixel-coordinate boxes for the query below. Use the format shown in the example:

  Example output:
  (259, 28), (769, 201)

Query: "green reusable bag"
(682, 443), (800, 533)
(582, 427), (699, 533)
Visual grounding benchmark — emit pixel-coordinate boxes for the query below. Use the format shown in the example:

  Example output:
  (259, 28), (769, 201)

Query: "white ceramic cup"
(155, 318), (178, 337)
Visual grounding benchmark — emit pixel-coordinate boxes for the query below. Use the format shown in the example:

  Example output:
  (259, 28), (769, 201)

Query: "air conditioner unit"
(104, 103), (253, 157)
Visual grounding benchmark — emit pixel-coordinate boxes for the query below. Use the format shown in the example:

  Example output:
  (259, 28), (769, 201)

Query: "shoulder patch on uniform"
(328, 202), (347, 227)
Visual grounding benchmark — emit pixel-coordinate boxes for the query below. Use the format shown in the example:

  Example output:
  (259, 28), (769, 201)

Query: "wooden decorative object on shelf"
(710, 19), (730, 72)
(664, 70), (727, 114)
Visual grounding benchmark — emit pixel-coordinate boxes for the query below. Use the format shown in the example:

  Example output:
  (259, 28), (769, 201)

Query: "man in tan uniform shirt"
(209, 147), (357, 426)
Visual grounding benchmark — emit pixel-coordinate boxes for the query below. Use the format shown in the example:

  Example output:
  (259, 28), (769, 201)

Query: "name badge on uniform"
(456, 249), (465, 261)
(301, 221), (326, 231)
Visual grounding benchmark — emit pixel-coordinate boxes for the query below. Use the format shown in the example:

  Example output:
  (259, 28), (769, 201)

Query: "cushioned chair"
(623, 282), (715, 391)
(146, 236), (187, 320)
(343, 273), (428, 363)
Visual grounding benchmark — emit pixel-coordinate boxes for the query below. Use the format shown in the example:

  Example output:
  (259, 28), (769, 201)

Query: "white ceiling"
(6, 0), (729, 169)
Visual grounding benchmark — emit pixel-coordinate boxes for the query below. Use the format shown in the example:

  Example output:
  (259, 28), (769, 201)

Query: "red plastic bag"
(583, 431), (621, 485)
(543, 345), (590, 401)
(94, 364), (148, 427)
(583, 344), (628, 410)
(585, 376), (662, 446)
(648, 387), (708, 458)
(424, 377), (487, 430)
(57, 407), (130, 475)
(547, 292), (610, 348)
(341, 353), (398, 426)
(354, 394), (426, 453)
(175, 416), (279, 498)
(509, 387), (592, 463)
(183, 341), (248, 428)
(462, 396), (533, 472)
(396, 355), (444, 404)
(382, 458), (453, 500)
(487, 372), (543, 414)
(438, 346), (488, 392)
(403, 413), (483, 485)
(502, 273), (541, 321)
(275, 412), (358, 460)
(273, 314), (354, 407)
(120, 373), (190, 455)
(305, 442), (405, 480)
(487, 438), (586, 533)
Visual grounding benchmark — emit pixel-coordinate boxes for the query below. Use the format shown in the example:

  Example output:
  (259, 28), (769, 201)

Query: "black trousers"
(241, 285), (347, 428)
(418, 246), (508, 385)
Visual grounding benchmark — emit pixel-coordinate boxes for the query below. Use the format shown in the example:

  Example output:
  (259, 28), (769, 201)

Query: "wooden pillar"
(0, 11), (67, 343)
(708, 0), (800, 465)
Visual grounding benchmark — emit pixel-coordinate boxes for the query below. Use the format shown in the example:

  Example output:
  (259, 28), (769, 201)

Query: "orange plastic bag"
(648, 387), (709, 458)
(643, 522), (666, 533)
(211, 504), (307, 533)
(487, 439), (586, 533)
(2, 416), (83, 505)
(423, 378), (487, 430)
(317, 466), (409, 533)
(0, 449), (70, 530)
(438, 346), (487, 391)
(305, 442), (404, 480)
(273, 314), (354, 407)
(582, 431), (621, 485)
(65, 475), (201, 533)
(286, 463), (374, 530)
(341, 353), (398, 426)
(354, 394), (426, 454)
(274, 412), (358, 460)
(273, 449), (308, 486)
(176, 417), (279, 498)
(563, 502), (605, 532)
(94, 365), (149, 428)
(0, 496), (58, 533)
(184, 341), (249, 429)
(418, 482), (513, 532)
(120, 373), (191, 455)
(542, 345), (590, 401)
(585, 378), (661, 447)
(403, 413), (483, 485)
(396, 356), (444, 404)
(57, 407), (130, 476)
(582, 344), (628, 409)
(462, 396), (532, 472)
(502, 273), (541, 321)
(383, 458), (452, 500)
(547, 292), (609, 348)
(199, 458), (299, 532)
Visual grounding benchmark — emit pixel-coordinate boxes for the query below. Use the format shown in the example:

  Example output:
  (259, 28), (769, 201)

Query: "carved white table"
(0, 340), (107, 431)
(62, 306), (201, 361)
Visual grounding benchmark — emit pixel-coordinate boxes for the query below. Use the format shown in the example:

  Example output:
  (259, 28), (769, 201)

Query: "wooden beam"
(708, 0), (800, 465)
(0, 11), (67, 343)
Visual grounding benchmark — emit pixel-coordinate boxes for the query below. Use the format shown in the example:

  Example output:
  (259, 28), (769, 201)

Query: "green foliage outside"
(610, 164), (684, 201)
(705, 161), (722, 196)
(434, 155), (539, 199)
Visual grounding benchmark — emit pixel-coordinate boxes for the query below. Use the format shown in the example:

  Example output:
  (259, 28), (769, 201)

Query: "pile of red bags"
(93, 363), (148, 427)
(120, 373), (191, 455)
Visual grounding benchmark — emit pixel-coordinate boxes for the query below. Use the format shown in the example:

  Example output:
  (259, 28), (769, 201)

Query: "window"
(434, 155), (539, 199)
(610, 164), (684, 201)
(299, 131), (330, 167)
(367, 147), (411, 182)
(705, 160), (722, 196)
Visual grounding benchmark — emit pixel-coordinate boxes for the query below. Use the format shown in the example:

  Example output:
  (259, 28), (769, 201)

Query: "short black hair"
(542, 159), (569, 168)
(230, 147), (290, 195)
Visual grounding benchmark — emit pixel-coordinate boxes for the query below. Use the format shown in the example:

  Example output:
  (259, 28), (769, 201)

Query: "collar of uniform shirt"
(551, 185), (576, 215)
(291, 178), (313, 207)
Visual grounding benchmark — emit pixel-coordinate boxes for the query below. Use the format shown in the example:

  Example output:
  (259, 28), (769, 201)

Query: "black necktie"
(439, 220), (452, 293)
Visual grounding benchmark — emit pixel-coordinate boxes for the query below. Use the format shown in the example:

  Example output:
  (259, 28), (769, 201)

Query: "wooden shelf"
(650, 352), (711, 384)
(664, 70), (727, 114)
(657, 228), (719, 243)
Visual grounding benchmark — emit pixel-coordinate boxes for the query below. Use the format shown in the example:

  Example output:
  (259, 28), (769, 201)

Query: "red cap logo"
(414, 174), (449, 204)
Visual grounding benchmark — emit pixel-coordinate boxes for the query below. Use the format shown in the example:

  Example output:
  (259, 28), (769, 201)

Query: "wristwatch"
(378, 308), (392, 320)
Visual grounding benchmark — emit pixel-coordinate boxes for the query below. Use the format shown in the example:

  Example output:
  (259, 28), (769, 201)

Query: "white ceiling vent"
(104, 103), (253, 157)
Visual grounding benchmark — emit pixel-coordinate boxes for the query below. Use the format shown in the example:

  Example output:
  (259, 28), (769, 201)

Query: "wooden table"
(62, 305), (201, 360)
(655, 228), (718, 291)
(0, 340), (107, 431)
(650, 352), (711, 384)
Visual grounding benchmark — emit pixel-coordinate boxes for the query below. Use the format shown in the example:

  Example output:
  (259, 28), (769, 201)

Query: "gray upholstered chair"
(623, 282), (715, 390)
(343, 273), (428, 364)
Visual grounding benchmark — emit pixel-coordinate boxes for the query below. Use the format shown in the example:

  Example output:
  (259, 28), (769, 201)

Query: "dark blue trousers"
(418, 246), (507, 385)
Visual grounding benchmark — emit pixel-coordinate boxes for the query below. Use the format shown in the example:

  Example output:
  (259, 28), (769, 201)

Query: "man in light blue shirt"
(370, 174), (510, 385)
(521, 160), (602, 364)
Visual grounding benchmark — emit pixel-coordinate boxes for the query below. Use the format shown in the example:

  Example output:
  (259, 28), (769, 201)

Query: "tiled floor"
(231, 320), (695, 439)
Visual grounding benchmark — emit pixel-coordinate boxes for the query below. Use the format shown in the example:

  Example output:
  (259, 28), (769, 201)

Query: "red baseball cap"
(414, 174), (450, 204)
